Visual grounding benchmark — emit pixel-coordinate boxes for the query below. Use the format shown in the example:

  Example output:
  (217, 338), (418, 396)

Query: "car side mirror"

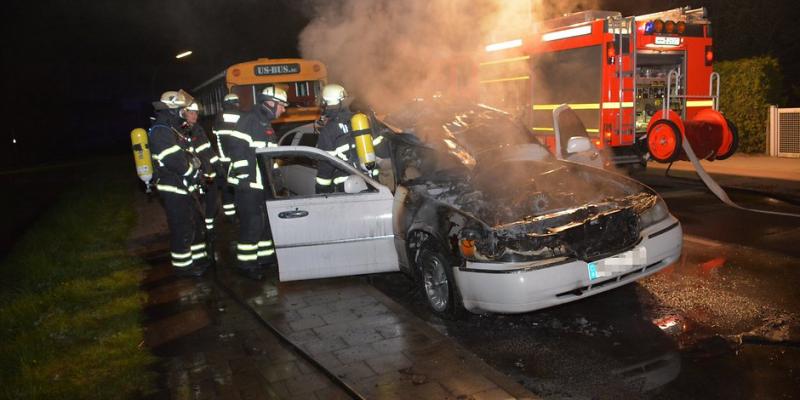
(566, 136), (592, 154)
(344, 175), (368, 193)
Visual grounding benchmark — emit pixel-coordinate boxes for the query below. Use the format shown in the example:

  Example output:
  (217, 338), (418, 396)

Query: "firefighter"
(227, 86), (287, 279)
(315, 83), (387, 193)
(211, 93), (240, 220)
(149, 90), (210, 277)
(182, 101), (221, 236)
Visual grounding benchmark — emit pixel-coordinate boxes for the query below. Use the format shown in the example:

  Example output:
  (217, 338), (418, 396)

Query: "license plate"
(654, 36), (680, 46)
(587, 247), (647, 280)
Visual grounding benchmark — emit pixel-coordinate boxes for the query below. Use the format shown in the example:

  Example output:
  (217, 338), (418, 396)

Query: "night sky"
(3, 0), (309, 166)
(2, 0), (797, 167)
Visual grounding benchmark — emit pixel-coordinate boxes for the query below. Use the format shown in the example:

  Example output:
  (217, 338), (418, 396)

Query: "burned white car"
(259, 104), (682, 318)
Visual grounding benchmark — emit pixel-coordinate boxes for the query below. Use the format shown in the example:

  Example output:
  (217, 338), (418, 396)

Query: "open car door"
(257, 146), (399, 281)
(553, 104), (604, 168)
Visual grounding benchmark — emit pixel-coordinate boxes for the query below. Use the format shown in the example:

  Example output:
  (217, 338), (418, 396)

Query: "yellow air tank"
(130, 128), (153, 192)
(350, 113), (376, 170)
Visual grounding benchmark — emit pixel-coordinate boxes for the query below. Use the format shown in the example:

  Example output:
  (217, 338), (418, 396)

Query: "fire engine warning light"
(644, 19), (686, 36)
(705, 46), (714, 65)
(654, 19), (665, 33)
(606, 44), (616, 58)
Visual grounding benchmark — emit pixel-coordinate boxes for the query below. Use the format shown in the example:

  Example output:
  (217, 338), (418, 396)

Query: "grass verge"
(0, 163), (157, 399)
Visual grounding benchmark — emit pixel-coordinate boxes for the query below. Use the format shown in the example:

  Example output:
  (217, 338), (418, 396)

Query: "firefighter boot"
(188, 242), (211, 276)
(236, 264), (265, 280)
(175, 263), (206, 278)
(257, 239), (276, 268)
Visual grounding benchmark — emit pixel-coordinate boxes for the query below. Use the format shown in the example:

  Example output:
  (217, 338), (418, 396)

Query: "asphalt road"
(371, 175), (800, 399)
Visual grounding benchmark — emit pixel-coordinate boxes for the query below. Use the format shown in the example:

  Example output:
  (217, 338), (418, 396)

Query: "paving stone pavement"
(217, 267), (537, 400)
(131, 190), (538, 399)
(129, 194), (350, 400)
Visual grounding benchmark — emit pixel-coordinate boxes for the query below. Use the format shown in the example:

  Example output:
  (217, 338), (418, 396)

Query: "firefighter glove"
(190, 155), (202, 171)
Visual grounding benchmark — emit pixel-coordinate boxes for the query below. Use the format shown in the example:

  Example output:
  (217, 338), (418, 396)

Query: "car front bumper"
(454, 216), (682, 314)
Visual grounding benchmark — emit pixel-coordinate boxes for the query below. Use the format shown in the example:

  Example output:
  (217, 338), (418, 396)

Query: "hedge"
(716, 56), (783, 153)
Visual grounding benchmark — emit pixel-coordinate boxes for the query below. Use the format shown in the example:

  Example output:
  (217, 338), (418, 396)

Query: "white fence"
(769, 106), (800, 158)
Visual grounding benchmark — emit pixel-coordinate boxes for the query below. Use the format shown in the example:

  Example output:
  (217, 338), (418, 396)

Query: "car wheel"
(418, 244), (466, 319)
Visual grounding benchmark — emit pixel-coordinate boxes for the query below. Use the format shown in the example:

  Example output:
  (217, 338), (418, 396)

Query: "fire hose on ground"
(646, 108), (800, 218)
(679, 134), (800, 219)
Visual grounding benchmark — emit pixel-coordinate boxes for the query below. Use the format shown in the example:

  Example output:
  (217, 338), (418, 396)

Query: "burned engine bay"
(386, 103), (661, 263)
(396, 144), (658, 263)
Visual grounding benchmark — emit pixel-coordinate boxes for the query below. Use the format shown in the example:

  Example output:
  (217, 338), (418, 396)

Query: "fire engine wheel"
(417, 243), (466, 320)
(715, 118), (739, 160)
(647, 120), (683, 163)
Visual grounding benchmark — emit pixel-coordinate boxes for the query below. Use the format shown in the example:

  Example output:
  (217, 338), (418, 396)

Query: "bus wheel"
(647, 120), (683, 163)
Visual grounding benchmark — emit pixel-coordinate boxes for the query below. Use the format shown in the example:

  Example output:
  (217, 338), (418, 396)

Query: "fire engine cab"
(477, 6), (737, 168)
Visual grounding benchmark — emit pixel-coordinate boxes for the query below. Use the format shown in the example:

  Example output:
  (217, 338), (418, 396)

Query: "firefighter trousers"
(203, 181), (219, 233)
(160, 191), (209, 270)
(218, 161), (236, 218)
(234, 187), (276, 270)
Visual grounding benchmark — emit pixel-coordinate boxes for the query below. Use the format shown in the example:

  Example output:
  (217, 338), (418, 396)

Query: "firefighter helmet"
(259, 86), (289, 106)
(154, 89), (194, 110)
(322, 84), (347, 106)
(223, 93), (239, 104)
(179, 101), (200, 120)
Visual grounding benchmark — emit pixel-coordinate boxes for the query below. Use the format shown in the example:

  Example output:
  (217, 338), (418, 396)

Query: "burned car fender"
(394, 185), (481, 278)
(393, 186), (449, 275)
(404, 208), (463, 276)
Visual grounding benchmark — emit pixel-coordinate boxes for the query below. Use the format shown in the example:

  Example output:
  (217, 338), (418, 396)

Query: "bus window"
(231, 85), (262, 112)
(289, 81), (321, 107)
(295, 82), (309, 97)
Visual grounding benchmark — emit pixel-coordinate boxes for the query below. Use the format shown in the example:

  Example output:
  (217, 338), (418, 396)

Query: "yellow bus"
(193, 58), (327, 133)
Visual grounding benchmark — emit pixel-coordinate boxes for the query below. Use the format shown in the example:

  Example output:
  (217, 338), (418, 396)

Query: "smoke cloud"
(299, 0), (600, 113)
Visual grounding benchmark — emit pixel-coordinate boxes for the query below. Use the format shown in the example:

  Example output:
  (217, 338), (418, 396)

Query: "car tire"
(417, 244), (466, 319)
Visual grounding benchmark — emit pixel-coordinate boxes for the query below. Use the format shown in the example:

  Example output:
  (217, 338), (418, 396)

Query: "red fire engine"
(474, 6), (737, 168)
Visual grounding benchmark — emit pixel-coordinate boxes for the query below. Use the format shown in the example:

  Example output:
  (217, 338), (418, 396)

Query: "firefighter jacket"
(227, 107), (278, 190)
(150, 110), (199, 196)
(212, 107), (241, 165)
(184, 123), (220, 180)
(315, 110), (386, 192)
